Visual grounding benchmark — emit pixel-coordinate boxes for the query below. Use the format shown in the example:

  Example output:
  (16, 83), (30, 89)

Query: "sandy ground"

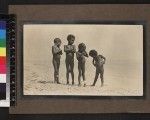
(23, 60), (143, 96)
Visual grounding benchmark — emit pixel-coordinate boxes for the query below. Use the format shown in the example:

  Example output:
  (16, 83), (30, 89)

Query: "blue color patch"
(0, 30), (6, 39)
(0, 21), (6, 29)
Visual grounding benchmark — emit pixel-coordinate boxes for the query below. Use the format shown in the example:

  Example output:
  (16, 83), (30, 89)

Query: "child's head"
(89, 50), (98, 58)
(78, 43), (86, 52)
(67, 34), (75, 45)
(54, 38), (61, 47)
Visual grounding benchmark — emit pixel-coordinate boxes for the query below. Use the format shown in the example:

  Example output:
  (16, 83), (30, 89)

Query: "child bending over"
(89, 50), (106, 87)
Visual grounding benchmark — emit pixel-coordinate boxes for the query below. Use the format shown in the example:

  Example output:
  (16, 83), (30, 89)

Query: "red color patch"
(0, 65), (6, 73)
(0, 57), (6, 65)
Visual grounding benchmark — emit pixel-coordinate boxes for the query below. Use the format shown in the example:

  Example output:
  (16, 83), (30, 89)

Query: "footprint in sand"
(24, 85), (31, 90)
(31, 72), (39, 78)
(30, 79), (37, 82)
(39, 89), (44, 91)
(24, 87), (29, 90)
(37, 81), (47, 84)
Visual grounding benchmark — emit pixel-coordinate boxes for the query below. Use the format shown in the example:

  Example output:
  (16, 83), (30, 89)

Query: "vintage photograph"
(23, 24), (143, 96)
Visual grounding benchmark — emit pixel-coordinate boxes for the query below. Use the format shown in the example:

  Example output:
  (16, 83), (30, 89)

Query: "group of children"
(52, 34), (106, 87)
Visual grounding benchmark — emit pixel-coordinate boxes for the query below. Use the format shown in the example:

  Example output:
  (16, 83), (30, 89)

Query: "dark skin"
(90, 53), (106, 87)
(76, 48), (88, 86)
(64, 37), (76, 85)
(52, 41), (62, 84)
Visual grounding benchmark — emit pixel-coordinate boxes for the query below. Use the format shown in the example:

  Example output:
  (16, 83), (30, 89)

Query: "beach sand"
(23, 60), (143, 96)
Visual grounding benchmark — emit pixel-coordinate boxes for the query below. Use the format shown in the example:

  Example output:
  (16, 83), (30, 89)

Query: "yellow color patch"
(0, 47), (6, 56)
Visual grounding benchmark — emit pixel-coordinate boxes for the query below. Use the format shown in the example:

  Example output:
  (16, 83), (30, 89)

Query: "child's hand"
(93, 64), (96, 67)
(83, 51), (88, 57)
(70, 49), (76, 53)
(58, 50), (63, 55)
(60, 50), (63, 55)
(103, 59), (106, 64)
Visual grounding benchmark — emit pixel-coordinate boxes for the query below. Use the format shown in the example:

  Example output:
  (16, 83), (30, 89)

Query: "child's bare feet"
(101, 81), (104, 87)
(72, 82), (74, 85)
(57, 81), (61, 84)
(66, 82), (69, 85)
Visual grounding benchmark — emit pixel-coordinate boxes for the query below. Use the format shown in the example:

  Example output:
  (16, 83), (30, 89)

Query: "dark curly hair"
(78, 43), (86, 51)
(54, 38), (61, 44)
(67, 34), (75, 41)
(89, 50), (98, 57)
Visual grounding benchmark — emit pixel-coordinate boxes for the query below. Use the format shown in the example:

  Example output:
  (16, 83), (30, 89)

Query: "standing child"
(52, 38), (62, 84)
(89, 50), (106, 87)
(64, 34), (76, 85)
(76, 43), (88, 86)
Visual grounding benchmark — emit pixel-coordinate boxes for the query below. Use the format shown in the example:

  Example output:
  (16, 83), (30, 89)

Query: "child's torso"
(52, 45), (61, 59)
(65, 45), (75, 60)
(76, 51), (86, 63)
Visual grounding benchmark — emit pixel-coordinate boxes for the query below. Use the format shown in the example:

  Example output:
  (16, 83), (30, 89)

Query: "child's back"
(89, 50), (106, 86)
(95, 55), (105, 68)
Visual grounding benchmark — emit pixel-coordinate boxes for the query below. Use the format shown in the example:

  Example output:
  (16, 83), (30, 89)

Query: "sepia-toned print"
(23, 24), (143, 96)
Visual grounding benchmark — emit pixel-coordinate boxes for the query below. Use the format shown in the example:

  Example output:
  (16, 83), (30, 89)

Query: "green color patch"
(0, 40), (6, 47)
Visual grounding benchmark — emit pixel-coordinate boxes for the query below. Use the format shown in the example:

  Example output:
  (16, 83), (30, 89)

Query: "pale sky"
(23, 24), (143, 64)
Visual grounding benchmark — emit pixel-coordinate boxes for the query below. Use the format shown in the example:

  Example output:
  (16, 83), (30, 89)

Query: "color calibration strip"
(9, 14), (16, 106)
(0, 21), (6, 100)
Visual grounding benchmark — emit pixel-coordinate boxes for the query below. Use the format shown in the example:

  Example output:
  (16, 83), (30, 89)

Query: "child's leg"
(100, 68), (104, 86)
(56, 59), (60, 84)
(65, 60), (69, 84)
(70, 61), (74, 85)
(53, 59), (58, 83)
(92, 69), (99, 86)
(82, 62), (86, 86)
(78, 63), (82, 85)
(82, 62), (85, 81)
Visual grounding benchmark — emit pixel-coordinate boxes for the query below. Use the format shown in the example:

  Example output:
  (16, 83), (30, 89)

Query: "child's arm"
(70, 45), (76, 53)
(52, 46), (62, 55)
(76, 52), (82, 61)
(102, 55), (106, 62)
(64, 45), (70, 53)
(83, 51), (88, 57)
(57, 50), (63, 55)
(101, 55), (106, 64)
(64, 45), (69, 51)
(92, 59), (96, 66)
(64, 45), (75, 53)
(101, 55), (106, 60)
